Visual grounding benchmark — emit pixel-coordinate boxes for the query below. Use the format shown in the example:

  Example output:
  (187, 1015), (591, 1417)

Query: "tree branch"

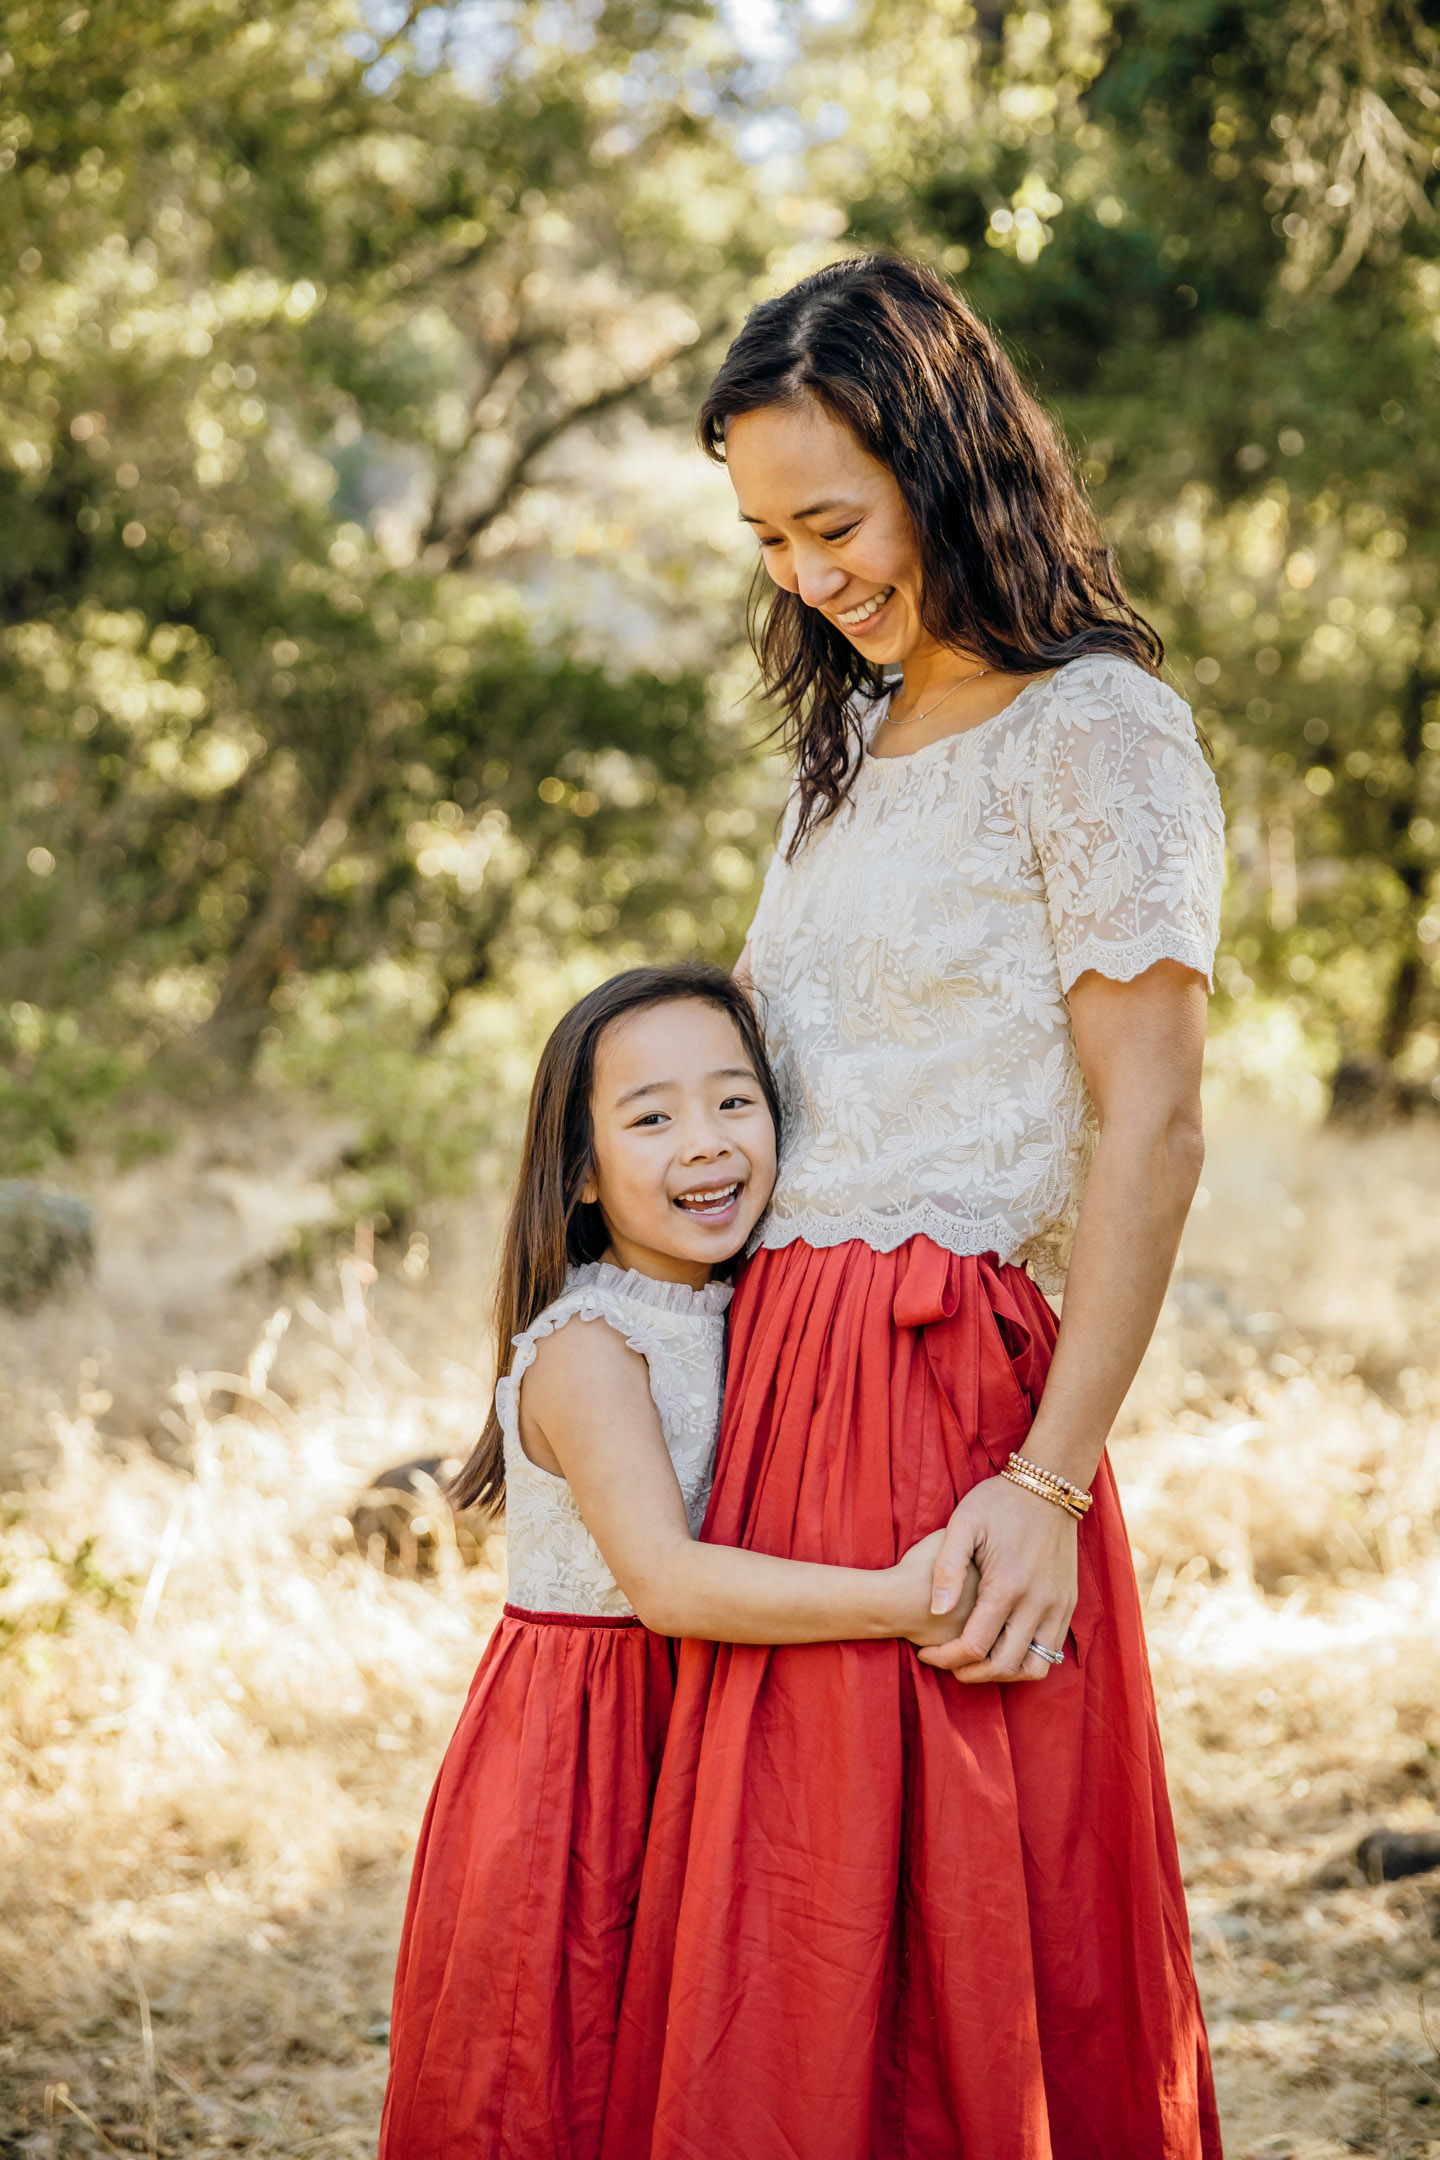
(370, 0), (428, 66)
(429, 329), (721, 568)
(418, 328), (538, 549)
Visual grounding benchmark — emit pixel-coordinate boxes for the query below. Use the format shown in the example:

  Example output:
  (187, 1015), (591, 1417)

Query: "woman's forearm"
(1023, 1101), (1202, 1489)
(927, 965), (1208, 1668)
(628, 1539), (908, 1644)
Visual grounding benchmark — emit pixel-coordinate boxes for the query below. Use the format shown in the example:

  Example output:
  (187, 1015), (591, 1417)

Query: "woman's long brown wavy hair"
(448, 965), (780, 1516)
(699, 253), (1164, 855)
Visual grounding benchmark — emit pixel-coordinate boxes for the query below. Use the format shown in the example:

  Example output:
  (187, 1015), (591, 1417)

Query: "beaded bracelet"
(999, 1451), (1093, 1522)
(1002, 1466), (1085, 1519)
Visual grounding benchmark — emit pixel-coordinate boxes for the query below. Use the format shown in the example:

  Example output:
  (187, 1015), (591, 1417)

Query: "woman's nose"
(792, 548), (847, 610)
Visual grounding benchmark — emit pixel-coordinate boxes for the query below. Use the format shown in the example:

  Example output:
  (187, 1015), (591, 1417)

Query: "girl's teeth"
(676, 1184), (739, 1212)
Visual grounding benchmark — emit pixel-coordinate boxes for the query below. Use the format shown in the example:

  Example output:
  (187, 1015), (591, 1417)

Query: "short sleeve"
(1030, 657), (1225, 996)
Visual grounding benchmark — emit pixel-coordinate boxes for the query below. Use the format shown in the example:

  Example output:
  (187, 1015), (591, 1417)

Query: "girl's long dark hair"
(699, 253), (1164, 855)
(448, 965), (780, 1516)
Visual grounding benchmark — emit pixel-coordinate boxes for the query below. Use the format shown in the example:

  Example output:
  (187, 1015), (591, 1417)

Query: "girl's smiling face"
(724, 396), (941, 670)
(584, 998), (777, 1288)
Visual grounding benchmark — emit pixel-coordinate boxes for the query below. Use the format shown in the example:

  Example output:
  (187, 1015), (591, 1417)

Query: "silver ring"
(1028, 1639), (1064, 1667)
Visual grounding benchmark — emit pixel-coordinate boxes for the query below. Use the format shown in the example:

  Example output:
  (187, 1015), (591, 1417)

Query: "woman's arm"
(922, 959), (1208, 1681)
(520, 1315), (973, 1647)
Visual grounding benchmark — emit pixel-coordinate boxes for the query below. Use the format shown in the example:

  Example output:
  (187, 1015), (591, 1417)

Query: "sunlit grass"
(1, 1252), (503, 2157)
(2, 1112), (1439, 2157)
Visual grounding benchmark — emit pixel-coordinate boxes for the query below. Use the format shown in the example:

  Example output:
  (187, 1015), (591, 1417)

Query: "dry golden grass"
(1114, 1111), (1440, 2160)
(2, 1104), (1439, 2159)
(0, 1243), (504, 2159)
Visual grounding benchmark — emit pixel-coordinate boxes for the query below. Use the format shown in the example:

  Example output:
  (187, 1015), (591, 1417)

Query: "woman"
(603, 255), (1225, 2160)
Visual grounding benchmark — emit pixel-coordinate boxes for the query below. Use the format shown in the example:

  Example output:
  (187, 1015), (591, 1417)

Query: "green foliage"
(9, 0), (1440, 1203)
(0, 1525), (137, 1652)
(813, 0), (1440, 1092)
(0, 0), (777, 1183)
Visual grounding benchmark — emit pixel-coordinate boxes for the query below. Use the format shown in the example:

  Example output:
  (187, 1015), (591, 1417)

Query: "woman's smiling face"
(724, 396), (939, 669)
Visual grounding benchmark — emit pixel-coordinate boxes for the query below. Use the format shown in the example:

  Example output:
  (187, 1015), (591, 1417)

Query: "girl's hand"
(888, 1530), (980, 1648)
(917, 1477), (1078, 1682)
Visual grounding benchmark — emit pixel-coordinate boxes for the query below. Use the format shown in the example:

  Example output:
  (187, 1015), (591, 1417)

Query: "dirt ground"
(2, 1104), (1438, 2158)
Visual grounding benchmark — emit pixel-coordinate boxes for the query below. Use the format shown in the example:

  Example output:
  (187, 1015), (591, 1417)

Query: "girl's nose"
(681, 1124), (730, 1160)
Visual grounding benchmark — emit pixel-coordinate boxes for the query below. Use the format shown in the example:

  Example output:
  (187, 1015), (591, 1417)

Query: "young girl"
(378, 964), (975, 2160)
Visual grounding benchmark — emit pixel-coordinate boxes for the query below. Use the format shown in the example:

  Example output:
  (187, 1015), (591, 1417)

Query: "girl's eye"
(720, 1094), (755, 1111)
(630, 1112), (668, 1128)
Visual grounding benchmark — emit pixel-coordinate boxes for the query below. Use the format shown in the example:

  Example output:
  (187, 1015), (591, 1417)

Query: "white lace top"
(746, 655), (1225, 1292)
(496, 1261), (732, 1618)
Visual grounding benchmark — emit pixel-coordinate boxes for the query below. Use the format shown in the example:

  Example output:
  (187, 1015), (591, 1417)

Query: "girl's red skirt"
(379, 1608), (677, 2160)
(602, 1236), (1221, 2160)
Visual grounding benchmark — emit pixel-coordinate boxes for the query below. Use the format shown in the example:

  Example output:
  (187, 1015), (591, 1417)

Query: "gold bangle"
(1000, 1466), (1087, 1521)
(1005, 1452), (1093, 1516)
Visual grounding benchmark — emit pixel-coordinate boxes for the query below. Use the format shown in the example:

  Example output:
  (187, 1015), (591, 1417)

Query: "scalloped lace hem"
(1058, 925), (1214, 997)
(754, 1202), (1070, 1295)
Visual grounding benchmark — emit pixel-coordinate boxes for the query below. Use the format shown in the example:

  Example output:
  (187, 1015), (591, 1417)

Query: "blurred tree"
(807, 0), (1440, 1103)
(0, 0), (778, 1187)
(22, 0), (1436, 1205)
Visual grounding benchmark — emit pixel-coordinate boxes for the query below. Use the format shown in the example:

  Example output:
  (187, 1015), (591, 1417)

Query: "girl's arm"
(519, 1315), (972, 1647)
(922, 960), (1208, 1682)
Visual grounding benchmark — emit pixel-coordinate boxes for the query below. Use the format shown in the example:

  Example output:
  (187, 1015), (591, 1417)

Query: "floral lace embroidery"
(746, 655), (1224, 1292)
(497, 1263), (731, 1619)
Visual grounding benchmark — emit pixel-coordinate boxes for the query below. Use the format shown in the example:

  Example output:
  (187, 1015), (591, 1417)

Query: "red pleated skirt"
(602, 1237), (1220, 2160)
(380, 1607), (677, 2160)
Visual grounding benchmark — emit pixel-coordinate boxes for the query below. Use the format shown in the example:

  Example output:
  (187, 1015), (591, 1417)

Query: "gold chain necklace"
(885, 663), (992, 729)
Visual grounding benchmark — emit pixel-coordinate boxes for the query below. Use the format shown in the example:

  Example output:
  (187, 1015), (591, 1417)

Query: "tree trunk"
(1380, 943), (1422, 1066)
(1379, 668), (1437, 1070)
(201, 764), (375, 1065)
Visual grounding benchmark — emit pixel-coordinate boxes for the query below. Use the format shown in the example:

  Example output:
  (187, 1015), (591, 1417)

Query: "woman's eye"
(757, 534), (784, 550)
(720, 1094), (754, 1111)
(820, 523), (858, 543)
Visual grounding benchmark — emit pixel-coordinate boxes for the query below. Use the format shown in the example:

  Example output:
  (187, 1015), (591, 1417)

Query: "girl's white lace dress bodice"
(496, 1261), (732, 1618)
(746, 655), (1225, 1293)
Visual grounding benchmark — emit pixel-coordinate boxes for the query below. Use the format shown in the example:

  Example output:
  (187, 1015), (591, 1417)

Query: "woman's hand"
(887, 1530), (980, 1648)
(918, 1478), (1078, 1681)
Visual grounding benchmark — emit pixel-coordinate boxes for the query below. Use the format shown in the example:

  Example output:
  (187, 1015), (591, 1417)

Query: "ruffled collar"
(567, 1259), (733, 1316)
